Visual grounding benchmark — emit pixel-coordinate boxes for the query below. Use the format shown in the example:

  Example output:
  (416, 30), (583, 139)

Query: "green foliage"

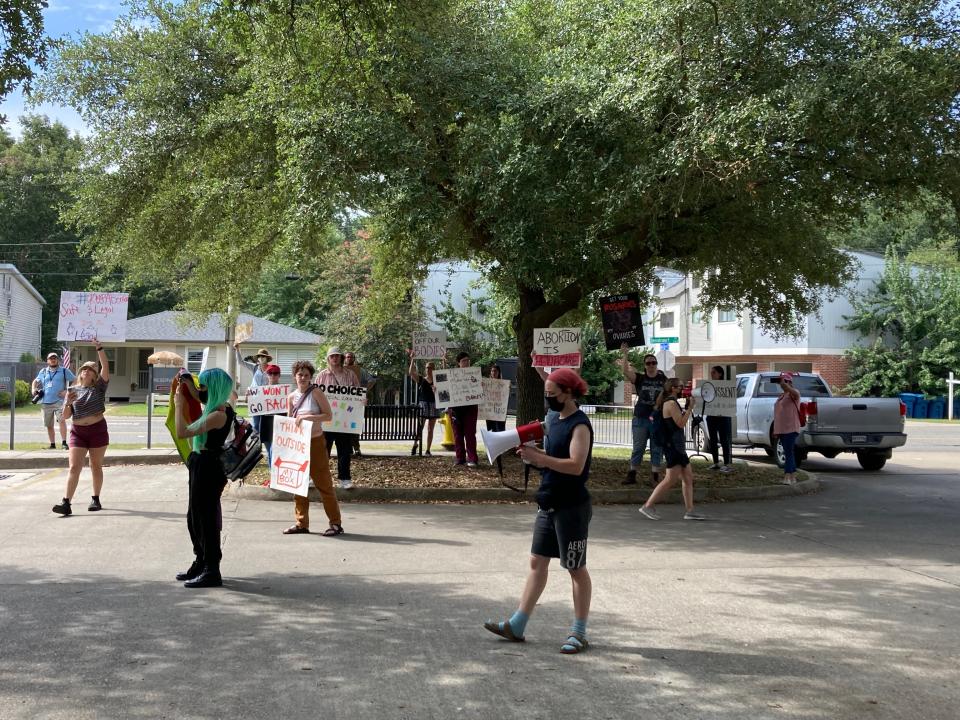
(0, 379), (32, 406)
(0, 115), (93, 349)
(845, 251), (960, 396)
(37, 0), (960, 420)
(0, 0), (47, 121)
(18, 352), (35, 362)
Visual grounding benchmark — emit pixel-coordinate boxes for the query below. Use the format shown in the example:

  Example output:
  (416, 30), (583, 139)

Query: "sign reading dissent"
(57, 291), (130, 342)
(532, 327), (582, 368)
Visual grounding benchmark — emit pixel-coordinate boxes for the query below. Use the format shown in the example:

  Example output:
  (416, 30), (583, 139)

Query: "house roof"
(125, 311), (321, 345)
(0, 264), (47, 306)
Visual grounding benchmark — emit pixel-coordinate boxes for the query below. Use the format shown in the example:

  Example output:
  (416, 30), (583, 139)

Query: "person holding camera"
(484, 368), (594, 654)
(174, 368), (235, 588)
(774, 371), (803, 485)
(32, 352), (75, 450)
(638, 378), (707, 521)
(52, 343), (110, 516)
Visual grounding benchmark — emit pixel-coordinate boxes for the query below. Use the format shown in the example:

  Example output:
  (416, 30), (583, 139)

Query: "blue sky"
(1, 0), (126, 137)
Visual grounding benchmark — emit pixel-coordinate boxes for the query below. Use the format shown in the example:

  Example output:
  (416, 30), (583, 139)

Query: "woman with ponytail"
(174, 368), (235, 588)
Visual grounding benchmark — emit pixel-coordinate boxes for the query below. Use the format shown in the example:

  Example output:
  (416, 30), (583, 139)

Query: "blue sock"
(508, 609), (530, 637)
(571, 617), (587, 638)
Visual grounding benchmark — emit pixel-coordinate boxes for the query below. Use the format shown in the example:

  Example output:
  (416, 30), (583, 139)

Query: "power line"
(0, 241), (81, 247)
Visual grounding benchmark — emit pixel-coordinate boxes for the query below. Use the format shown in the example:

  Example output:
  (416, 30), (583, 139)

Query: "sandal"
(560, 633), (588, 654)
(282, 524), (310, 535)
(321, 524), (344, 536)
(483, 619), (525, 642)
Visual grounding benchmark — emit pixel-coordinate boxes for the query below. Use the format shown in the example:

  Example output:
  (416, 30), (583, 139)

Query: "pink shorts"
(70, 419), (110, 449)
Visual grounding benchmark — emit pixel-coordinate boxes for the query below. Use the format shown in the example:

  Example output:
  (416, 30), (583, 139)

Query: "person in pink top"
(282, 360), (344, 536)
(773, 371), (803, 485)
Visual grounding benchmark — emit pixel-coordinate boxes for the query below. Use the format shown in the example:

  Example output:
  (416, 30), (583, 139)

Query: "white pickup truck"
(728, 372), (907, 471)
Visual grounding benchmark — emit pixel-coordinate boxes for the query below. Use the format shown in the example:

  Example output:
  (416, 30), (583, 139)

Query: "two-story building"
(0, 264), (45, 363)
(647, 250), (886, 391)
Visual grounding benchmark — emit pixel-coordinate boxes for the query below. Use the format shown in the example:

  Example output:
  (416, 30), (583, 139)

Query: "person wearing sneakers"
(282, 360), (344, 536)
(52, 342), (110, 516)
(234, 344), (272, 434)
(449, 351), (480, 468)
(33, 352), (75, 450)
(773, 371), (803, 485)
(639, 378), (706, 521)
(173, 368), (235, 588)
(408, 350), (440, 456)
(619, 343), (667, 487)
(317, 346), (358, 489)
(705, 366), (734, 474)
(484, 368), (594, 655)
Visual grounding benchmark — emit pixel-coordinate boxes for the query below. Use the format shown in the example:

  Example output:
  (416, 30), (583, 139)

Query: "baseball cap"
(326, 346), (343, 358)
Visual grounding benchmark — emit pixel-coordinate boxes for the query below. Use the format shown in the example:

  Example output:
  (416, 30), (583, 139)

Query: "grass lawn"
(103, 402), (251, 418)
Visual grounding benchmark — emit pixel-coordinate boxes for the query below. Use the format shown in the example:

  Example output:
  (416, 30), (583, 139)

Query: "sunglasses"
(644, 360), (658, 366)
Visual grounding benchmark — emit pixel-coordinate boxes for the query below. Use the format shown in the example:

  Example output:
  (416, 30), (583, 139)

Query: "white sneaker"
(683, 511), (708, 521)
(466, 462), (478, 468)
(639, 506), (660, 520)
(339, 479), (355, 490)
(719, 465), (735, 474)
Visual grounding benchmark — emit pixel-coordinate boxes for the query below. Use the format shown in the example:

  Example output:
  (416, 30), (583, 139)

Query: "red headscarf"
(547, 368), (588, 398)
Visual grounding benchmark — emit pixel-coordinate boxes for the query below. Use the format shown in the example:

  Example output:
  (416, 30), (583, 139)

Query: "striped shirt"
(72, 378), (109, 420)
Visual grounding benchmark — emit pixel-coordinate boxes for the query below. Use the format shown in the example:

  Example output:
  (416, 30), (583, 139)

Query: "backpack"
(221, 411), (263, 482)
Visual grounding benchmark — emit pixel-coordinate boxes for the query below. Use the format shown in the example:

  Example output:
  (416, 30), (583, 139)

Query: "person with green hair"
(174, 367), (236, 588)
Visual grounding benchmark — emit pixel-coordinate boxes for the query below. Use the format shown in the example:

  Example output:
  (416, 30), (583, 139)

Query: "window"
(186, 348), (205, 374)
(718, 307), (737, 323)
(659, 312), (675, 329)
(737, 377), (749, 398)
(706, 318), (712, 340)
(692, 274), (701, 289)
(691, 309), (702, 325)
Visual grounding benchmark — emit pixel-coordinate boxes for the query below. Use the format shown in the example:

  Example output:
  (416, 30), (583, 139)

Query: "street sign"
(659, 342), (669, 351)
(650, 336), (679, 344)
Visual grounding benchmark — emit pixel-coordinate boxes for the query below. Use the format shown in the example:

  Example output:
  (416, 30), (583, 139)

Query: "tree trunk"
(514, 285), (550, 424)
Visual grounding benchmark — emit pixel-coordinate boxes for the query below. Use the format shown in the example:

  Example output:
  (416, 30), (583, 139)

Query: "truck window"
(737, 378), (749, 398)
(758, 375), (831, 397)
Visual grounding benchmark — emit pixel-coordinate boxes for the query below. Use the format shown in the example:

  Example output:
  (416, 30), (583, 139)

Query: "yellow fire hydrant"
(438, 411), (455, 450)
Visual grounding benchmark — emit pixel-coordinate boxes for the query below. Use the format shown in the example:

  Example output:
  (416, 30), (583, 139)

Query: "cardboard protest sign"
(480, 377), (511, 422)
(246, 384), (290, 416)
(57, 291), (130, 342)
(533, 327), (582, 368)
(269, 416), (313, 496)
(319, 383), (367, 435)
(433, 366), (484, 409)
(412, 330), (447, 359)
(599, 292), (644, 350)
(694, 379), (737, 418)
(234, 321), (254, 344)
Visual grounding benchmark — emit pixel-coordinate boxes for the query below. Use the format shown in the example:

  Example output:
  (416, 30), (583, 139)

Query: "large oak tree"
(41, 0), (960, 419)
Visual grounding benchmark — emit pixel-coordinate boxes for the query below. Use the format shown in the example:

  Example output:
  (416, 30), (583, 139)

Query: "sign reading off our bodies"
(533, 328), (582, 368)
(57, 291), (130, 342)
(270, 417), (313, 497)
(599, 292), (644, 350)
(434, 366), (483, 410)
(319, 383), (367, 435)
(412, 331), (447, 359)
(247, 384), (291, 416)
(480, 378), (511, 422)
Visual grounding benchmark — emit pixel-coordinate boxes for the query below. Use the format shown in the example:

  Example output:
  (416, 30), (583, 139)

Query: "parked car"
(727, 372), (907, 471)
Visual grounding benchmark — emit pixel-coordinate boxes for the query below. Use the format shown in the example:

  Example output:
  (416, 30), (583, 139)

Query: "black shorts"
(664, 445), (690, 468)
(531, 498), (592, 569)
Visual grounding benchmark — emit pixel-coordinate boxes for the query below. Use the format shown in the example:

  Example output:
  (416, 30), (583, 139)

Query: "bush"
(0, 380), (33, 408)
(19, 352), (36, 363)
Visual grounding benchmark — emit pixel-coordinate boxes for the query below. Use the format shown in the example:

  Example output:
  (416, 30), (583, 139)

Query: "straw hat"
(77, 361), (100, 384)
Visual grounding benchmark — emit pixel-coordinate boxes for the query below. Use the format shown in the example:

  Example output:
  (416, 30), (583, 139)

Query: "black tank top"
(536, 409), (593, 510)
(201, 406), (235, 452)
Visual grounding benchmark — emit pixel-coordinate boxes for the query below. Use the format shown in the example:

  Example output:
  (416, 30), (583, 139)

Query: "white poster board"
(269, 416), (313, 497)
(434, 366), (484, 409)
(320, 384), (367, 435)
(235, 321), (254, 344)
(480, 378), (510, 422)
(56, 291), (130, 342)
(533, 327), (582, 368)
(695, 379), (737, 418)
(247, 384), (290, 416)
(199, 346), (211, 373)
(412, 330), (447, 359)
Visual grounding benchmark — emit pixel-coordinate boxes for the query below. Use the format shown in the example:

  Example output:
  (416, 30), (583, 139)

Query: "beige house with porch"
(71, 311), (321, 402)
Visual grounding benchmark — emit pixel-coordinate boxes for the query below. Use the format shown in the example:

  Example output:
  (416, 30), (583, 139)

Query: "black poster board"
(599, 293), (644, 350)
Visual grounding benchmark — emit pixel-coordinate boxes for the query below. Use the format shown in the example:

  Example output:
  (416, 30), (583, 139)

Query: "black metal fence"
(361, 404), (421, 442)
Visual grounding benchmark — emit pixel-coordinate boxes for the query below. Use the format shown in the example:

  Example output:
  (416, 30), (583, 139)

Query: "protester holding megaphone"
(483, 368), (595, 655)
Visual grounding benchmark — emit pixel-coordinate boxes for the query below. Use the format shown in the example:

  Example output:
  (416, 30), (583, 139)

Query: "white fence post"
(947, 372), (960, 421)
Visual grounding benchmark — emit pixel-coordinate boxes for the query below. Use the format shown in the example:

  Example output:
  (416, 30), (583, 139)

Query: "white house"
(68, 311), (321, 401)
(0, 264), (45, 363)
(648, 250), (886, 390)
(420, 260), (485, 327)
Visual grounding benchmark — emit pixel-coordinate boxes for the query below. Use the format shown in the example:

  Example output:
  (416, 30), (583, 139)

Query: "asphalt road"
(1, 424), (958, 719)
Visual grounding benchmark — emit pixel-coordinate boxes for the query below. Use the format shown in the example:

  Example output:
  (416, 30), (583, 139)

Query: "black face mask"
(546, 394), (565, 412)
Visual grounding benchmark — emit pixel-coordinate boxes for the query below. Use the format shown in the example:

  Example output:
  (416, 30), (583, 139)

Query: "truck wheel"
(857, 452), (887, 471)
(775, 438), (805, 469)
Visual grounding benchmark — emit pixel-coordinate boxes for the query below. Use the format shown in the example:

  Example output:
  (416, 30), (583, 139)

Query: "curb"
(0, 454), (181, 470)
(226, 472), (821, 505)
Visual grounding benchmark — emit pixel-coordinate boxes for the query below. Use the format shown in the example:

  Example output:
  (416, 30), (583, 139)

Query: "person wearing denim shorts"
(619, 343), (666, 486)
